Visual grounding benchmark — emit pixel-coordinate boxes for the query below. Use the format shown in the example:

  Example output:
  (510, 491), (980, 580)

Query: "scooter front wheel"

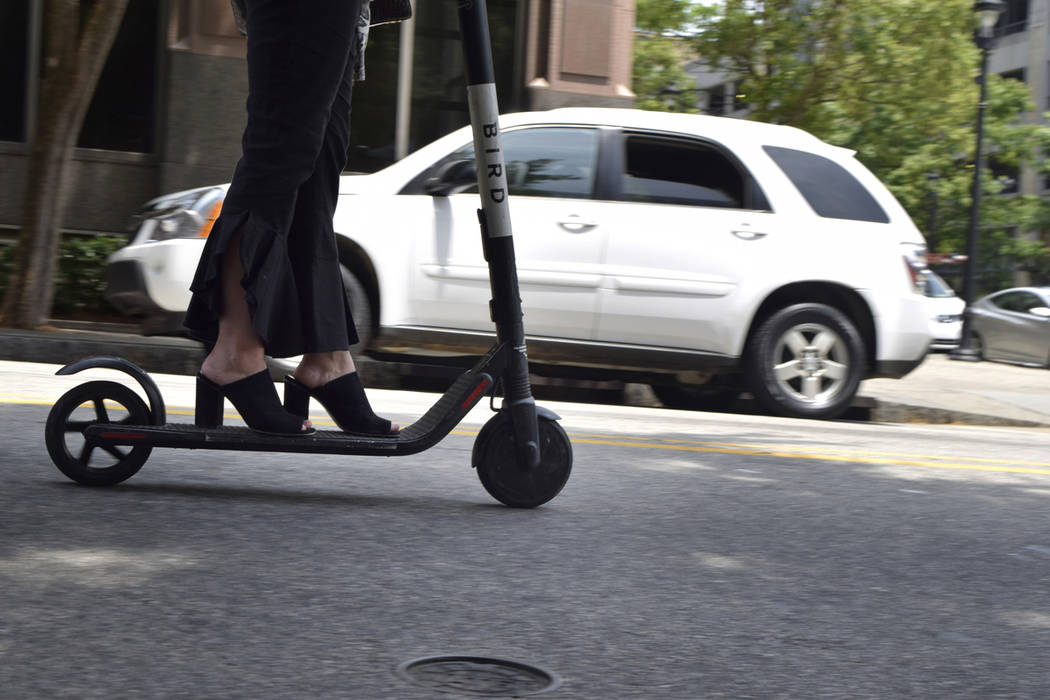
(45, 381), (152, 486)
(473, 412), (572, 508)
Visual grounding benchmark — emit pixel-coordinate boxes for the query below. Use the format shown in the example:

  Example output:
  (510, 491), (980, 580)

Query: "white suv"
(107, 108), (931, 419)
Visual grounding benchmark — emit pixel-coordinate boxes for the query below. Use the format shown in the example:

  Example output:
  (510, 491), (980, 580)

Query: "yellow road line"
(10, 396), (1049, 475)
(565, 431), (1050, 468)
(569, 436), (1050, 475)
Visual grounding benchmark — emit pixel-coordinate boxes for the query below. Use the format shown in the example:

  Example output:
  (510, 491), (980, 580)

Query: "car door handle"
(732, 229), (768, 240)
(558, 216), (599, 233)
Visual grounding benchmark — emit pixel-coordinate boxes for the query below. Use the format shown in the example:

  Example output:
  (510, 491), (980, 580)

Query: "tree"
(1, 0), (129, 329)
(644, 0), (1050, 289)
(633, 0), (702, 113)
(633, 36), (703, 112)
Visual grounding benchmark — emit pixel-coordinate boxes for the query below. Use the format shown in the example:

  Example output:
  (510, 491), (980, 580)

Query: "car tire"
(340, 264), (373, 352)
(971, 332), (986, 361)
(746, 303), (865, 420)
(652, 381), (740, 412)
(265, 265), (374, 379)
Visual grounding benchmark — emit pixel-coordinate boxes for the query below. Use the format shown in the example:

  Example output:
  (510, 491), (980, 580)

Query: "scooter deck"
(84, 370), (493, 457)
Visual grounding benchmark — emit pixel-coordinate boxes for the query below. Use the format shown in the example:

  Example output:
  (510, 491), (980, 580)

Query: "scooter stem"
(457, 0), (540, 470)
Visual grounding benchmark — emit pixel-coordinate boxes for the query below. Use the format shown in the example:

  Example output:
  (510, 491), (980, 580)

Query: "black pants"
(185, 0), (364, 358)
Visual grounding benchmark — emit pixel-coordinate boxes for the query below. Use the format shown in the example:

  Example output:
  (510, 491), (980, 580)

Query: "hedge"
(0, 234), (127, 319)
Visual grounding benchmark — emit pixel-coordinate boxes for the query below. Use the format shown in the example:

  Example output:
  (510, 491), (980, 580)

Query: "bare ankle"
(201, 345), (266, 385)
(294, 351), (356, 388)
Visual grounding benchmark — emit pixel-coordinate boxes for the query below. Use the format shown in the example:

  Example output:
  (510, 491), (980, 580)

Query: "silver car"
(970, 286), (1050, 367)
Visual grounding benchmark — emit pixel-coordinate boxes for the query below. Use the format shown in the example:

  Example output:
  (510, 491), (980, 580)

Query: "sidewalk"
(1, 322), (1047, 427)
(856, 351), (1050, 427)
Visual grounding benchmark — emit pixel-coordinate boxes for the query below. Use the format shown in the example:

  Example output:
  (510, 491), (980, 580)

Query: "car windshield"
(925, 272), (955, 298)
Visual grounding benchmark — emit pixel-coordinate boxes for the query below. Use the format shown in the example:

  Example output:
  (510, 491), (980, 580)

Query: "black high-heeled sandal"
(196, 370), (315, 436)
(284, 373), (398, 436)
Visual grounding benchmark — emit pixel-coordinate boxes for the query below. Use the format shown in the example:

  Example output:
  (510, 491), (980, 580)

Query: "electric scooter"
(42, 0), (573, 509)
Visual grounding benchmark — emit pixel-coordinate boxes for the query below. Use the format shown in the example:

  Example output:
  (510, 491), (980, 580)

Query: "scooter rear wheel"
(473, 412), (572, 508)
(45, 381), (152, 486)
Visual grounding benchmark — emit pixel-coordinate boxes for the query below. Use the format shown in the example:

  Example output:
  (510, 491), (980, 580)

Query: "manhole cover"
(396, 655), (560, 697)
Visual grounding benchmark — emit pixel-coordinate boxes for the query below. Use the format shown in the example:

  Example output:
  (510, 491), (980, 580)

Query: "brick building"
(0, 0), (635, 237)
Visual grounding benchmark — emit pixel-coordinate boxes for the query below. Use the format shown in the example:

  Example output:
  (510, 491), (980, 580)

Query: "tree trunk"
(0, 0), (129, 329)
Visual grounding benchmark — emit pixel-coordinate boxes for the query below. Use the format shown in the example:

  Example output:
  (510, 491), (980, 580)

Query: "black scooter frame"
(55, 1), (546, 472)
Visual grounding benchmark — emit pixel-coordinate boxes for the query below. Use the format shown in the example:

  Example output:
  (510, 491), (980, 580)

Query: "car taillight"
(901, 244), (929, 295)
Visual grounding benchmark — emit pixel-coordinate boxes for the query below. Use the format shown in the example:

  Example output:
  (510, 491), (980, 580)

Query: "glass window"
(764, 145), (890, 223)
(1001, 68), (1026, 84)
(990, 158), (1019, 194)
(997, 0), (1028, 35)
(1021, 292), (1043, 312)
(992, 291), (1042, 312)
(404, 0), (523, 166)
(76, 0), (158, 153)
(706, 86), (726, 116)
(0, 0), (30, 142)
(924, 272), (956, 298)
(348, 21), (401, 172)
(989, 292), (1013, 310)
(621, 135), (752, 209)
(430, 127), (600, 199)
(501, 127), (599, 198)
(350, 0), (523, 173)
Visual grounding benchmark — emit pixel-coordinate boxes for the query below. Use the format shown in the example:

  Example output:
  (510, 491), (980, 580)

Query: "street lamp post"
(952, 0), (1006, 362)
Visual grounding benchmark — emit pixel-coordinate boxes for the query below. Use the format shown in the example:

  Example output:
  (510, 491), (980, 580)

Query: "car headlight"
(131, 187), (225, 243)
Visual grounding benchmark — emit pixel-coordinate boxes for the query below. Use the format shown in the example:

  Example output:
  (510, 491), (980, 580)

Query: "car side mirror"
(1028, 306), (1050, 318)
(424, 159), (477, 196)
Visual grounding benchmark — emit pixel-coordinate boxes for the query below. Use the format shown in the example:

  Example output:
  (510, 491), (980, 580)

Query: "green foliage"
(636, 0), (699, 34)
(639, 0), (1050, 282)
(633, 0), (702, 112)
(633, 36), (701, 113)
(0, 235), (125, 318)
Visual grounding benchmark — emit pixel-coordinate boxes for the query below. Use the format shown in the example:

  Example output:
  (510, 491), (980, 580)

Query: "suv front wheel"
(746, 303), (865, 420)
(340, 264), (373, 352)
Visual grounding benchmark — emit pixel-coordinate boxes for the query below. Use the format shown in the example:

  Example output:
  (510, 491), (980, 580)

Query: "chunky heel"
(198, 370), (314, 436)
(285, 373), (397, 436)
(283, 378), (311, 418)
(195, 375), (224, 428)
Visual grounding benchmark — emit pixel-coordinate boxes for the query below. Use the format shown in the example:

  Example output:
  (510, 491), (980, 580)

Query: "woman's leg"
(199, 233), (267, 386)
(190, 0), (364, 432)
(289, 59), (362, 389)
(196, 0), (361, 375)
(283, 32), (396, 433)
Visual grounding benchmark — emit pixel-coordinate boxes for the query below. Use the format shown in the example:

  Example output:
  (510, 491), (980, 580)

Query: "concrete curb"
(0, 327), (206, 377)
(863, 400), (1049, 428)
(2, 325), (1045, 428)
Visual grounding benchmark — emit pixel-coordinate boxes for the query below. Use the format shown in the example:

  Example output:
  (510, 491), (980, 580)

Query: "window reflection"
(0, 0), (30, 143)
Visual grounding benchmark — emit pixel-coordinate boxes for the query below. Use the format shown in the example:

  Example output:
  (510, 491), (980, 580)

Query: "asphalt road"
(3, 367), (1050, 699)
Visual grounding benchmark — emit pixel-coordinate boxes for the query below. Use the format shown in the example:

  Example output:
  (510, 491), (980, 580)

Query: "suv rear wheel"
(747, 303), (864, 420)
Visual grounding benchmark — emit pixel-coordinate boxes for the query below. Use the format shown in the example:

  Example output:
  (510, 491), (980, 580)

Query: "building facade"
(0, 0), (635, 237)
(986, 0), (1047, 200)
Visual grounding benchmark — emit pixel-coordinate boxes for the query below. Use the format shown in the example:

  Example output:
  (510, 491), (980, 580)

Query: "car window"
(619, 134), (760, 210)
(991, 291), (1043, 312)
(1016, 292), (1046, 313)
(421, 127), (600, 199)
(924, 272), (955, 298)
(990, 292), (1019, 311)
(763, 145), (890, 223)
